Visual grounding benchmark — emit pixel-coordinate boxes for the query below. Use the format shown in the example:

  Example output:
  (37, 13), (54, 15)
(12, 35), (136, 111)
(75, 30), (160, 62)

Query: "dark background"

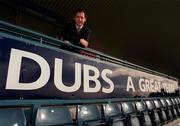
(0, 0), (180, 80)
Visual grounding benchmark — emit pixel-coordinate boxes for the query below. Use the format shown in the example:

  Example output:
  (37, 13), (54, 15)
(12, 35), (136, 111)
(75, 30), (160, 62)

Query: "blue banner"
(0, 34), (178, 99)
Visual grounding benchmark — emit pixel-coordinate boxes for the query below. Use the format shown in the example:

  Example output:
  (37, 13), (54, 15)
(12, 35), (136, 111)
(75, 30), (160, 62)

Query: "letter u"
(54, 58), (81, 92)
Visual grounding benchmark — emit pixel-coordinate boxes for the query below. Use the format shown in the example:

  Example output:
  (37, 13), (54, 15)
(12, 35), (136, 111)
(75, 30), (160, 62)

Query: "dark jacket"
(62, 22), (91, 47)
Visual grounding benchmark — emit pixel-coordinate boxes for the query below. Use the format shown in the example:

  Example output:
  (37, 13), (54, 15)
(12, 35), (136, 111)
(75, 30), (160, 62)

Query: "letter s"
(101, 69), (114, 93)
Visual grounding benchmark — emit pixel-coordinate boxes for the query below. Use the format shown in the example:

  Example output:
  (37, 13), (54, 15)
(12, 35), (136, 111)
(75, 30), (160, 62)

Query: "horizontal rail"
(0, 97), (179, 106)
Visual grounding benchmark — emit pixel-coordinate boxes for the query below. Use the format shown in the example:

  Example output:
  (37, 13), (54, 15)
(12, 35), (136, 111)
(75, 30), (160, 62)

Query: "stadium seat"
(174, 98), (180, 115)
(0, 108), (26, 126)
(135, 101), (153, 126)
(175, 98), (180, 106)
(166, 99), (177, 119)
(160, 99), (173, 120)
(176, 97), (180, 106)
(77, 104), (107, 126)
(145, 100), (161, 126)
(35, 106), (74, 126)
(170, 98), (178, 117)
(121, 102), (140, 126)
(153, 99), (167, 124)
(103, 103), (126, 126)
(174, 97), (179, 105)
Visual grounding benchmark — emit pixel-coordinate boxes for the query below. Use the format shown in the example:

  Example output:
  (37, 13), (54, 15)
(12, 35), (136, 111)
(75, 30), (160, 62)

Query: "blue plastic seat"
(35, 106), (74, 126)
(160, 99), (173, 120)
(176, 97), (180, 107)
(145, 101), (155, 111)
(121, 102), (140, 126)
(0, 108), (26, 126)
(174, 98), (180, 115)
(103, 103), (125, 126)
(175, 98), (180, 106)
(170, 98), (178, 117)
(121, 102), (136, 114)
(165, 99), (176, 119)
(135, 101), (153, 126)
(145, 100), (160, 126)
(154, 99), (167, 124)
(77, 104), (106, 126)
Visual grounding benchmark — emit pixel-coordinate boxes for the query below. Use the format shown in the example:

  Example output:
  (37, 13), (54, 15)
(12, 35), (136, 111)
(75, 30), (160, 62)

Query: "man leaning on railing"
(60, 8), (97, 58)
(62, 8), (91, 48)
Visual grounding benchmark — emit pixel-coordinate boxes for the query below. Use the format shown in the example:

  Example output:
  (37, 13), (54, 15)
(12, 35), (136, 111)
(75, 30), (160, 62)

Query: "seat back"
(160, 99), (168, 108)
(170, 98), (178, 116)
(135, 101), (146, 112)
(145, 100), (155, 110)
(160, 99), (173, 120)
(77, 104), (104, 126)
(166, 99), (173, 107)
(103, 103), (122, 119)
(164, 99), (173, 119)
(35, 106), (73, 126)
(144, 114), (152, 126)
(175, 98), (180, 105)
(103, 103), (125, 125)
(161, 110), (167, 121)
(0, 108), (26, 126)
(174, 98), (180, 115)
(154, 111), (161, 125)
(153, 99), (167, 123)
(171, 98), (176, 105)
(121, 102), (136, 114)
(135, 101), (152, 126)
(122, 102), (140, 126)
(154, 100), (162, 109)
(175, 98), (180, 106)
(177, 98), (180, 104)
(130, 116), (140, 126)
(145, 100), (160, 125)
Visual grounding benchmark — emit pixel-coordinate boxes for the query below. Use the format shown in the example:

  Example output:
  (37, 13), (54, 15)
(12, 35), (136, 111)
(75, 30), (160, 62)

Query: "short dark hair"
(74, 8), (87, 19)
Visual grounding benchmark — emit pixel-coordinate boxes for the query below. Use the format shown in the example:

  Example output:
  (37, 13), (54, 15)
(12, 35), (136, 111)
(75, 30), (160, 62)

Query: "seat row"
(0, 97), (180, 126)
(76, 97), (180, 126)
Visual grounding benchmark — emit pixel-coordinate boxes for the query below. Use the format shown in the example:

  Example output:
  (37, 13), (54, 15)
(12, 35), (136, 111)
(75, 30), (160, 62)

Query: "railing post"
(40, 37), (43, 44)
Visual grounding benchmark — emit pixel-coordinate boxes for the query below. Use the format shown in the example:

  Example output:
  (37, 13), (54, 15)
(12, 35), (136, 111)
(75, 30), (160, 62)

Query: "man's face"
(74, 12), (86, 27)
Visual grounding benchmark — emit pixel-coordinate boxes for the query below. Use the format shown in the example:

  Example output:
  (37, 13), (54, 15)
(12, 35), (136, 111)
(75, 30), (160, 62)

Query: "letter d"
(6, 48), (50, 90)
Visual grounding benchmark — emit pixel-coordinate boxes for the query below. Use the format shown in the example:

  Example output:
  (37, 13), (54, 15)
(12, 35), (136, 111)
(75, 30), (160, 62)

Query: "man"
(62, 8), (91, 48)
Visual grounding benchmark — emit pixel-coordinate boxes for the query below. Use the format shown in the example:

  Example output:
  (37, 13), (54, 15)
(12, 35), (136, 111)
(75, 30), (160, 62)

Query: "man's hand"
(80, 39), (89, 48)
(64, 40), (71, 44)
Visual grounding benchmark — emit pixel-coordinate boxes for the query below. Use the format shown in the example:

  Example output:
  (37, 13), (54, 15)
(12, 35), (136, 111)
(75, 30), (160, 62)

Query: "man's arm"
(80, 39), (88, 48)
(62, 23), (91, 48)
(80, 28), (91, 48)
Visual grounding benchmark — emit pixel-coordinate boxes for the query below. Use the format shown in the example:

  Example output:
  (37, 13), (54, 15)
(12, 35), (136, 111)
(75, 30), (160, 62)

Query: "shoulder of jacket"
(83, 26), (91, 32)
